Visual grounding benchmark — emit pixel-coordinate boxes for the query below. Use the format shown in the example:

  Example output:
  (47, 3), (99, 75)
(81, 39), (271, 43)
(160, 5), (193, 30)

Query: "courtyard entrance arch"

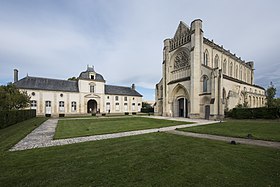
(87, 99), (97, 113)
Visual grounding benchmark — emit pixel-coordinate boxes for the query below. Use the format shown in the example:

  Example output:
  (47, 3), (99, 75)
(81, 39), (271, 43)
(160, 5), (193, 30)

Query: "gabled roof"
(105, 85), (142, 97)
(14, 76), (79, 92)
(174, 21), (190, 39)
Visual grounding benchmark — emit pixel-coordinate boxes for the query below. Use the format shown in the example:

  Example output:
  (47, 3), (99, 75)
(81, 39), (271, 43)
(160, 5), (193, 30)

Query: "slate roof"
(105, 85), (142, 97)
(78, 66), (105, 82)
(14, 76), (79, 92)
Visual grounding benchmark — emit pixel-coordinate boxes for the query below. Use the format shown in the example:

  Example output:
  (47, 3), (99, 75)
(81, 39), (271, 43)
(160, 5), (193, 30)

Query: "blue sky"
(1, 0), (280, 100)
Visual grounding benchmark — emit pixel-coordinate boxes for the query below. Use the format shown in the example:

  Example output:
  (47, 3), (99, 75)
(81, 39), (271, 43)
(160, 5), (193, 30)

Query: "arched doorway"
(170, 84), (189, 118)
(87, 99), (97, 113)
(178, 98), (188, 117)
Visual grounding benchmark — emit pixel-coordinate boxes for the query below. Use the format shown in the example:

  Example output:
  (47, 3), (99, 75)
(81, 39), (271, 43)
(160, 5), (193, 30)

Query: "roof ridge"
(106, 84), (132, 89)
(24, 76), (77, 83)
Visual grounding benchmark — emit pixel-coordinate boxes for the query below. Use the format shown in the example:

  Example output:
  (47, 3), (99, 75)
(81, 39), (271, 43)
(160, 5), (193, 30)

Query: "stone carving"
(174, 51), (189, 70)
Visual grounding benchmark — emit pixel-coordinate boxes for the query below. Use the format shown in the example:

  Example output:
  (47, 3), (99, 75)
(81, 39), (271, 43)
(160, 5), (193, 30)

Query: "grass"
(54, 117), (189, 139)
(0, 124), (279, 186)
(0, 117), (47, 152)
(179, 119), (280, 141)
(0, 118), (279, 186)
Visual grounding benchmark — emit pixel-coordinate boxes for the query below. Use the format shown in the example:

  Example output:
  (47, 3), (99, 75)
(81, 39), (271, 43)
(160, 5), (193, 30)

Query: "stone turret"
(189, 19), (203, 118)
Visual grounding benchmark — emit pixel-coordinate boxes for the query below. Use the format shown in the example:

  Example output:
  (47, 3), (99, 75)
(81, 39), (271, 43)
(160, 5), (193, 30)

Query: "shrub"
(0, 109), (36, 129)
(226, 107), (280, 119)
(141, 108), (154, 113)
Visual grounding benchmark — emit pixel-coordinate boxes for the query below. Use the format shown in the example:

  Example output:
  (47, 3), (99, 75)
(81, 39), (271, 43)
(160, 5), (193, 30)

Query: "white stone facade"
(155, 19), (266, 120)
(15, 66), (142, 116)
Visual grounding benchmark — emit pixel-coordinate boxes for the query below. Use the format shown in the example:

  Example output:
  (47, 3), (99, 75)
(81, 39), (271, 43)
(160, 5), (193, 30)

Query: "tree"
(142, 102), (152, 109)
(266, 82), (277, 108)
(0, 83), (30, 110)
(68, 77), (77, 81)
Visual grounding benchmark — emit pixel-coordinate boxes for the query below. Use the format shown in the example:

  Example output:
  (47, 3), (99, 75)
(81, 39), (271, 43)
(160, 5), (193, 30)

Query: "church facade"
(14, 66), (142, 116)
(155, 19), (266, 119)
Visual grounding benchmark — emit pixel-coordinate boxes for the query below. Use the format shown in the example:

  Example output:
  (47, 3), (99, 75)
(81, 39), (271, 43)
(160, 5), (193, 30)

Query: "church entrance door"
(177, 98), (188, 118)
(87, 99), (97, 113)
(178, 98), (184, 117)
(205, 105), (210, 120)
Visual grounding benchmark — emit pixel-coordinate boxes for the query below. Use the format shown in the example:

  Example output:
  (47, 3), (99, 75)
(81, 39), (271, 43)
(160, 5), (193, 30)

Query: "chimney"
(14, 69), (18, 83)
(131, 84), (135, 90)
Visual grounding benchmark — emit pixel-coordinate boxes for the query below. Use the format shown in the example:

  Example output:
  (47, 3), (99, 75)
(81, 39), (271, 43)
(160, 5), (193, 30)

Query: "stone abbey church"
(155, 19), (266, 119)
(14, 66), (142, 116)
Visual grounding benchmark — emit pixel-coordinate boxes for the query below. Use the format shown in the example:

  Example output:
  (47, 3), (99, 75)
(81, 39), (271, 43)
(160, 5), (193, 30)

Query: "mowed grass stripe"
(1, 133), (280, 186)
(179, 119), (280, 141)
(54, 117), (190, 139)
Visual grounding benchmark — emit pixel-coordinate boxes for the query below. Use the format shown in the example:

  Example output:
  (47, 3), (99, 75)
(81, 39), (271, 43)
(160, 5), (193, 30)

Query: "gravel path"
(167, 130), (280, 149)
(9, 117), (217, 151)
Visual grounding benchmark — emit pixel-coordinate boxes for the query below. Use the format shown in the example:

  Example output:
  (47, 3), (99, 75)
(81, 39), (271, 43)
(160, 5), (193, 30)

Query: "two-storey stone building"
(14, 66), (142, 116)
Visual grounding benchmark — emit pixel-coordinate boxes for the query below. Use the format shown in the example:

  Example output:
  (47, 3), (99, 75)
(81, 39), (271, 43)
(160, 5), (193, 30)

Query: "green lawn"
(54, 117), (189, 139)
(179, 119), (280, 141)
(0, 118), (279, 186)
(0, 117), (47, 152)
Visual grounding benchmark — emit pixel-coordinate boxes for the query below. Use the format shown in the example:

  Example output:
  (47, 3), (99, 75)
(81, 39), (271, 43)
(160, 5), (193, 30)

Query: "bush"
(0, 109), (36, 129)
(141, 108), (154, 113)
(226, 107), (280, 119)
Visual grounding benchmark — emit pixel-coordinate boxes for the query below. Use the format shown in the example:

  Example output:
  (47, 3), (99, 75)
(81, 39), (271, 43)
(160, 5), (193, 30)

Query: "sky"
(0, 0), (280, 100)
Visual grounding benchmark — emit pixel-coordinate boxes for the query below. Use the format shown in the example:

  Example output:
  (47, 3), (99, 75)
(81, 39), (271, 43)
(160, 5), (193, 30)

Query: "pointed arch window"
(235, 65), (238, 78)
(202, 76), (208, 93)
(229, 62), (233, 76)
(223, 59), (227, 74)
(214, 55), (219, 68)
(240, 66), (243, 80)
(203, 50), (209, 66)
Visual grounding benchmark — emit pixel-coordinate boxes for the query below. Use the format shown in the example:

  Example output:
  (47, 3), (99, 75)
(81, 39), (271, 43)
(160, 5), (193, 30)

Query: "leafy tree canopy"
(0, 83), (30, 110)
(266, 82), (277, 108)
(68, 77), (77, 81)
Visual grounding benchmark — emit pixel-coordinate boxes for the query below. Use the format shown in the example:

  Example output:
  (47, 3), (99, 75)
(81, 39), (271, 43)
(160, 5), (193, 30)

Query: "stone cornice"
(167, 76), (190, 85)
(223, 74), (265, 90)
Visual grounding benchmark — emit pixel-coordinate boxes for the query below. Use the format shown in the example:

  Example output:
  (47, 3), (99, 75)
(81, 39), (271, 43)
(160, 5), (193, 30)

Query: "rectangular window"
(115, 96), (119, 101)
(31, 100), (37, 109)
(115, 103), (120, 111)
(45, 101), (51, 107)
(90, 85), (94, 93)
(124, 96), (127, 101)
(71, 101), (77, 112)
(45, 101), (51, 114)
(59, 101), (65, 112)
(106, 102), (110, 112)
(132, 103), (135, 111)
(124, 103), (128, 112)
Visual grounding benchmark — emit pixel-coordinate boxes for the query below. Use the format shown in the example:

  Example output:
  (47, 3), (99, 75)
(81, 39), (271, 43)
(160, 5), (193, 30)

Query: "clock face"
(174, 50), (190, 70)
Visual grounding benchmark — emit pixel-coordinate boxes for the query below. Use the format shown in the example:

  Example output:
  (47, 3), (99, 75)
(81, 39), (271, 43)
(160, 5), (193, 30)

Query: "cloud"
(0, 0), (280, 98)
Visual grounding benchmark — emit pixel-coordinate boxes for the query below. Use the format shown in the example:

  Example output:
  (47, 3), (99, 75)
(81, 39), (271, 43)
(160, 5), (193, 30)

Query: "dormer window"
(91, 75), (94, 80)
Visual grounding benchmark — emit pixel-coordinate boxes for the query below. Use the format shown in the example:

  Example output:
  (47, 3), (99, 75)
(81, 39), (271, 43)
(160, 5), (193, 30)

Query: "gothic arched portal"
(170, 84), (190, 118)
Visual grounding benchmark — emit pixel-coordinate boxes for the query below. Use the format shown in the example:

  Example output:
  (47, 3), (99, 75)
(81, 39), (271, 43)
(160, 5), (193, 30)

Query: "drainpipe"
(217, 69), (222, 119)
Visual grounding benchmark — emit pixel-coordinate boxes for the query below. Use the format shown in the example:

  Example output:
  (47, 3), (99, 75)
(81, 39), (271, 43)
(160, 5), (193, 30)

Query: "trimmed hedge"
(226, 107), (280, 119)
(141, 108), (154, 113)
(0, 109), (36, 129)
